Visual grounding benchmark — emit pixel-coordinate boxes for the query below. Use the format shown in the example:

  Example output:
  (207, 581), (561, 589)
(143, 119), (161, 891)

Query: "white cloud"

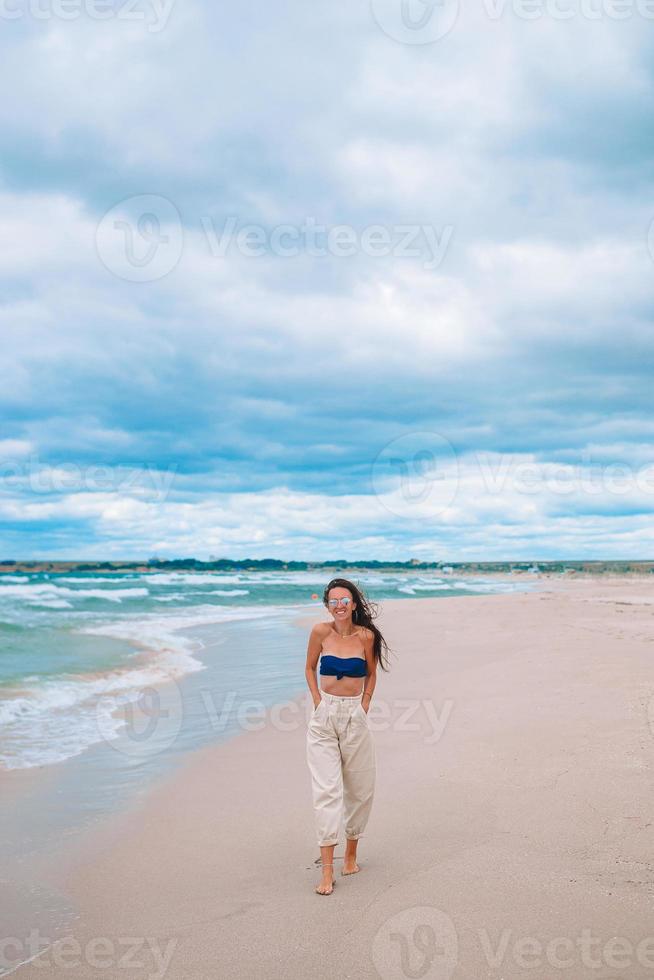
(1, 2), (653, 558)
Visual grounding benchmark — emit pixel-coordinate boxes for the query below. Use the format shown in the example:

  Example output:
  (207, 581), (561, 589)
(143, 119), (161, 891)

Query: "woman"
(305, 577), (391, 895)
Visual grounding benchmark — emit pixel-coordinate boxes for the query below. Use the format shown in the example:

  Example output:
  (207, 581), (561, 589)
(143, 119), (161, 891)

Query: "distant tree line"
(1, 558), (654, 574)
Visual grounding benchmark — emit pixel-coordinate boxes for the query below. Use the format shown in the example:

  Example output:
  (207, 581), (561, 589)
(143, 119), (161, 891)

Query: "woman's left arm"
(361, 629), (377, 714)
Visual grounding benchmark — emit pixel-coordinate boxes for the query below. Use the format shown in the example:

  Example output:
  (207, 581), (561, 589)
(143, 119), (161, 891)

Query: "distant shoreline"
(1, 558), (654, 575)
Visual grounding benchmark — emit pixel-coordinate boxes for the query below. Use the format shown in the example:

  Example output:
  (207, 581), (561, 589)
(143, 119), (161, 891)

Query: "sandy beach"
(9, 574), (654, 980)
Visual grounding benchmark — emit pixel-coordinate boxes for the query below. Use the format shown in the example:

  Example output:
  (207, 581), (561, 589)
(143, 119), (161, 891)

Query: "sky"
(1, 0), (653, 561)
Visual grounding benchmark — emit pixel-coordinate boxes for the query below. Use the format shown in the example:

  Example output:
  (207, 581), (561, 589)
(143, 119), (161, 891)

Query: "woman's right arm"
(305, 624), (324, 708)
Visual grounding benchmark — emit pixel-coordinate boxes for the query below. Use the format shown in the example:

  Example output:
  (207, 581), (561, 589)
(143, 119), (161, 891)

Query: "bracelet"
(362, 692), (372, 700)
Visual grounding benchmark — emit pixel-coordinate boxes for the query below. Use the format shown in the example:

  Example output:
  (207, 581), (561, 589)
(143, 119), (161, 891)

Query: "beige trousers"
(305, 691), (376, 848)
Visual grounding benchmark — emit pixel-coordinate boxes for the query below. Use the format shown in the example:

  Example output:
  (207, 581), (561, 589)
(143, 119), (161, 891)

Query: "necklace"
(333, 625), (357, 638)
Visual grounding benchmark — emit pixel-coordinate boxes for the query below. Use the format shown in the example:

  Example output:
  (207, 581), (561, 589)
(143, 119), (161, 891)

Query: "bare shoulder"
(357, 626), (375, 645)
(309, 621), (332, 639)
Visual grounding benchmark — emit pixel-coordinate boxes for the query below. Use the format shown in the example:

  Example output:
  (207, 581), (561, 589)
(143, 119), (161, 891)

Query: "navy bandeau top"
(319, 653), (367, 680)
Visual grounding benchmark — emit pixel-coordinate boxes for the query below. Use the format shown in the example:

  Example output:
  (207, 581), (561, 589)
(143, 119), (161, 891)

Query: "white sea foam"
(138, 572), (246, 586)
(451, 579), (530, 593)
(398, 583), (452, 593)
(79, 602), (289, 641)
(209, 589), (250, 596)
(0, 583), (149, 604)
(0, 602), (297, 768)
(151, 588), (247, 602)
(58, 576), (140, 583)
(35, 598), (74, 609)
(0, 626), (206, 770)
(154, 588), (251, 598)
(141, 570), (395, 587)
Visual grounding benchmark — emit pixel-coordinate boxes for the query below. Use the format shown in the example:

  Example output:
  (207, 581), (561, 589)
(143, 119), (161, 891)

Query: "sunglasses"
(327, 597), (352, 608)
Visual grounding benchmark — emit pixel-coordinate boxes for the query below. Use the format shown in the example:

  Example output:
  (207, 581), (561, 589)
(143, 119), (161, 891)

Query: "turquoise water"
(0, 569), (531, 771)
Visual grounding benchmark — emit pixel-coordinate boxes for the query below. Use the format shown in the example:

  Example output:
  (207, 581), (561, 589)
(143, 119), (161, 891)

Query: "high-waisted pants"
(305, 690), (376, 848)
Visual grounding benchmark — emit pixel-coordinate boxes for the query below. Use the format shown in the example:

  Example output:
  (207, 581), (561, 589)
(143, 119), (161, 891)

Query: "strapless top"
(319, 653), (367, 680)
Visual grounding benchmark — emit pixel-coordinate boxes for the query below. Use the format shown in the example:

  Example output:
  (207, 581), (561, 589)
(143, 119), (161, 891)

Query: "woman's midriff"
(319, 675), (365, 697)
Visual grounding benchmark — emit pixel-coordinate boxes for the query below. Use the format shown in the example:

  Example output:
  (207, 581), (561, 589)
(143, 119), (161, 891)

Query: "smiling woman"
(304, 577), (391, 895)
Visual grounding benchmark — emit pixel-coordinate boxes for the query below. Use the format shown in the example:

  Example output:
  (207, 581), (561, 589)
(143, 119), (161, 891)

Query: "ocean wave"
(0, 629), (206, 770)
(0, 601), (296, 768)
(450, 579), (530, 593)
(150, 588), (248, 602)
(138, 572), (246, 586)
(141, 571), (396, 588)
(0, 583), (149, 604)
(208, 589), (250, 597)
(154, 588), (251, 599)
(0, 648), (202, 727)
(35, 598), (74, 609)
(399, 583), (452, 593)
(58, 576), (141, 584)
(78, 602), (288, 641)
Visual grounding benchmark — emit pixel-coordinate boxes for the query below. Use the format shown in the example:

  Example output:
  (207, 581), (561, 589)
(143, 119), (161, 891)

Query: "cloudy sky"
(1, 0), (653, 561)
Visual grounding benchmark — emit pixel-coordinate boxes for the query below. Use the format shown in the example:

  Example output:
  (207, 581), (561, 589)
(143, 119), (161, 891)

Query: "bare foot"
(315, 863), (335, 895)
(341, 859), (360, 876)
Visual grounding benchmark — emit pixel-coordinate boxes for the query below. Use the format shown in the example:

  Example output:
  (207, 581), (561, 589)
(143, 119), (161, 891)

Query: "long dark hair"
(322, 577), (391, 672)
